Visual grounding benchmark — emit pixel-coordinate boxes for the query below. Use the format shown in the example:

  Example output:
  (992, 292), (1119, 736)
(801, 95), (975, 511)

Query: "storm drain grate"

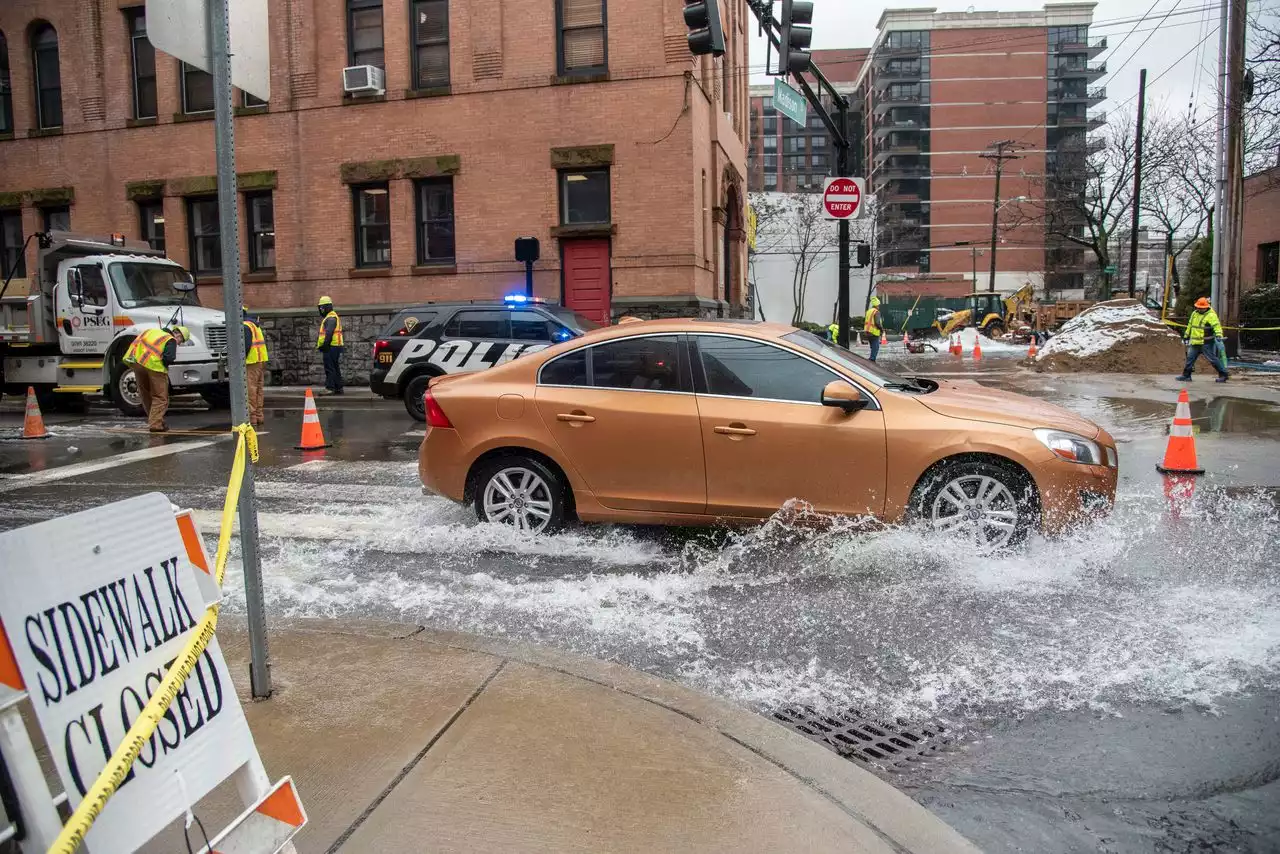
(771, 706), (951, 769)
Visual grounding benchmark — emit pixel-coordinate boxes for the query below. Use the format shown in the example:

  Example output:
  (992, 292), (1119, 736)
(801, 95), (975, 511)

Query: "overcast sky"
(746, 0), (1233, 124)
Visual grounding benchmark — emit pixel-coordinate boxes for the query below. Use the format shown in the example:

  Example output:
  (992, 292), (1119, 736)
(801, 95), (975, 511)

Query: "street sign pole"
(209, 0), (271, 698)
(836, 103), (851, 348)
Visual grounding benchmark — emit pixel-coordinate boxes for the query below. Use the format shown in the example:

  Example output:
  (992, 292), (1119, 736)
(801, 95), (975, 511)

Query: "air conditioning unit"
(343, 65), (385, 96)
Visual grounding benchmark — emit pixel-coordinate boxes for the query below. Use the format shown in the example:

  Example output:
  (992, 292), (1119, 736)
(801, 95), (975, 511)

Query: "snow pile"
(1031, 299), (1202, 373)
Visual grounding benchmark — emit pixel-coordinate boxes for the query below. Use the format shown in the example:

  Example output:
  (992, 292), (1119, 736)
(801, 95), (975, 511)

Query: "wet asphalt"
(1, 352), (1278, 853)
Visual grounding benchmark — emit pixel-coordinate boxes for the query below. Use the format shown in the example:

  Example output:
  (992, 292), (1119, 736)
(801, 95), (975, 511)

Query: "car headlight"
(1034, 428), (1104, 465)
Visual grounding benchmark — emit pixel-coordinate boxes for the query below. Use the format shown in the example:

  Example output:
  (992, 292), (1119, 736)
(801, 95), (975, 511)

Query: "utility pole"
(1210, 0), (1229, 313)
(1128, 68), (1147, 299)
(980, 141), (1022, 292)
(210, 0), (271, 698)
(1223, 0), (1247, 347)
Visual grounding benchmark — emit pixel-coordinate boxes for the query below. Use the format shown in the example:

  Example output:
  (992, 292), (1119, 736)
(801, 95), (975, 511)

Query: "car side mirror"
(821, 380), (869, 414)
(173, 276), (196, 294)
(68, 269), (84, 306)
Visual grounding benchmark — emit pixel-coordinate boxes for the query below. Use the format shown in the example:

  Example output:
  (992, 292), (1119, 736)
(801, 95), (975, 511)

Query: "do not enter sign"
(823, 177), (866, 220)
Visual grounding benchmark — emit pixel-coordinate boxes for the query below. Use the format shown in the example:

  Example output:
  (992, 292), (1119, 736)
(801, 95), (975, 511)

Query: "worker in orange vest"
(122, 325), (188, 432)
(243, 307), (270, 426)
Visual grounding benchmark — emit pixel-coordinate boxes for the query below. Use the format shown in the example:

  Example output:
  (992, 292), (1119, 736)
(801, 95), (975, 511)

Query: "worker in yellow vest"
(122, 325), (188, 432)
(316, 295), (344, 395)
(242, 307), (269, 426)
(864, 297), (884, 362)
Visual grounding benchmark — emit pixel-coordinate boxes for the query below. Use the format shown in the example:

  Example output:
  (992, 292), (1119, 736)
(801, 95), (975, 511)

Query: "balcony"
(879, 43), (923, 57)
(1050, 85), (1106, 105)
(873, 140), (923, 162)
(1056, 136), (1106, 156)
(876, 164), (930, 181)
(875, 63), (924, 82)
(1059, 110), (1107, 131)
(874, 92), (923, 114)
(882, 184), (924, 203)
(873, 117), (924, 138)
(1055, 36), (1108, 57)
(1054, 61), (1106, 79)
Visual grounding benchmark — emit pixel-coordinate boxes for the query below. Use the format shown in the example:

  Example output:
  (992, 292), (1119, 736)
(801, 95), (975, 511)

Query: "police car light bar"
(503, 294), (549, 305)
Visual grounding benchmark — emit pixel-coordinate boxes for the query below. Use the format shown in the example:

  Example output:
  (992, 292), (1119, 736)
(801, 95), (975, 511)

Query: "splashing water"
(218, 478), (1280, 726)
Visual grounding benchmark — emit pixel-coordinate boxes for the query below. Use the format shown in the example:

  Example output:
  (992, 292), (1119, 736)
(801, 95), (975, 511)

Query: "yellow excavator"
(931, 283), (1037, 340)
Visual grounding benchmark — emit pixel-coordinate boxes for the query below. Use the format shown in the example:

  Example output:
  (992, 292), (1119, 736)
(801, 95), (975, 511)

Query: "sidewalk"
(147, 619), (978, 853)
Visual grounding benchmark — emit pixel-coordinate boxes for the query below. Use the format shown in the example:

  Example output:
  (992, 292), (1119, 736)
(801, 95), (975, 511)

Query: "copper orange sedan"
(418, 319), (1118, 548)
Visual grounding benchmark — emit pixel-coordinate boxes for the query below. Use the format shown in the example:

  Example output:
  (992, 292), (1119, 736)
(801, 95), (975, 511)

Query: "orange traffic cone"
(21, 387), (50, 440)
(1027, 338), (1038, 358)
(950, 333), (961, 356)
(1156, 389), (1203, 474)
(880, 331), (888, 346)
(1162, 473), (1197, 519)
(295, 388), (332, 451)
(972, 337), (983, 360)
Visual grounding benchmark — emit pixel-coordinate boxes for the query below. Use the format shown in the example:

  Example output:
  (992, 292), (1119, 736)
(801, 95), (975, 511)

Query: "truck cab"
(0, 232), (230, 415)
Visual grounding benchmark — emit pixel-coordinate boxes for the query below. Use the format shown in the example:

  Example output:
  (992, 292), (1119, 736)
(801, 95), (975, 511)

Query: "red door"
(561, 238), (611, 324)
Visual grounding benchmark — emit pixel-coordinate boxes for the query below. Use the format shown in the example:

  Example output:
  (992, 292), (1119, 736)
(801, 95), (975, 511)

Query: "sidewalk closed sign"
(0, 492), (257, 852)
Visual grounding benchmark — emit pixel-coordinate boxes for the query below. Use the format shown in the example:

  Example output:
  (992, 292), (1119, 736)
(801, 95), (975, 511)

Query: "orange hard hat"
(1194, 297), (1211, 310)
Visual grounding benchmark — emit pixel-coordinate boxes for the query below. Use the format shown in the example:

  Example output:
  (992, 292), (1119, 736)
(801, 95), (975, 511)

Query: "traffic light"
(856, 244), (871, 267)
(684, 1), (726, 57)
(779, 0), (814, 73)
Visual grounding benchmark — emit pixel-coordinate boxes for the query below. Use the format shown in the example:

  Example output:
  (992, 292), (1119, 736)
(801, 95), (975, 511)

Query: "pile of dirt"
(1028, 299), (1215, 374)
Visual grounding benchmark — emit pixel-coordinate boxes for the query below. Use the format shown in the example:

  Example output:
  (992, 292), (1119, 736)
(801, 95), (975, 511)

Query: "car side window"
(445, 309), (509, 339)
(591, 336), (682, 392)
(695, 336), (839, 403)
(387, 311), (437, 338)
(540, 349), (588, 386)
(510, 310), (552, 342)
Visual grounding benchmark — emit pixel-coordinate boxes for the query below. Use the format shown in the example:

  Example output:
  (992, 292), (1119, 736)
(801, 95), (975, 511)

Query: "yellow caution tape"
(1163, 319), (1280, 331)
(50, 424), (258, 853)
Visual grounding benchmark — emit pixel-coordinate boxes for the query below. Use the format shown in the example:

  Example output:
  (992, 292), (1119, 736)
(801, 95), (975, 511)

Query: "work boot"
(1175, 375), (1192, 381)
(149, 425), (169, 434)
(1216, 374), (1229, 383)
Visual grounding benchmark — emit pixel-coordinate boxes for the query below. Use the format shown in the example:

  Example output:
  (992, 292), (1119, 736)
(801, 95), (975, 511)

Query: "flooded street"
(3, 358), (1279, 852)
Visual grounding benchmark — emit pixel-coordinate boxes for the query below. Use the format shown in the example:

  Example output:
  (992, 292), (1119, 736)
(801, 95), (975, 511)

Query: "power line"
(1101, 0), (1188, 84)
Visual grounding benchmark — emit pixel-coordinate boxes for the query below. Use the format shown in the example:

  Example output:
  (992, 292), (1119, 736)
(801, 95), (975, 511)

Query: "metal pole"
(988, 153), (1002, 292)
(1210, 0), (1228, 313)
(1223, 0), (1247, 339)
(0, 705), (63, 852)
(210, 0), (271, 698)
(524, 259), (533, 297)
(1129, 68), (1147, 299)
(972, 247), (977, 286)
(836, 98), (852, 347)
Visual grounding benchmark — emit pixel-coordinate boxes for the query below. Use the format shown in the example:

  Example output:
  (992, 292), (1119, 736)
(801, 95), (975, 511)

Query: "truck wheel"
(201, 387), (232, 409)
(111, 360), (146, 417)
(983, 321), (1005, 339)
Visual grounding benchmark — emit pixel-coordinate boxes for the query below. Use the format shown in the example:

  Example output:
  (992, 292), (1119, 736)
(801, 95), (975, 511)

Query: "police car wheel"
(404, 374), (432, 422)
(475, 456), (566, 535)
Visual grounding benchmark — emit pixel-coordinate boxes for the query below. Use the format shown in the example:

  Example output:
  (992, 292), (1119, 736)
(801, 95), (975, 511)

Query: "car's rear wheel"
(403, 374), (433, 421)
(475, 456), (566, 534)
(912, 460), (1037, 549)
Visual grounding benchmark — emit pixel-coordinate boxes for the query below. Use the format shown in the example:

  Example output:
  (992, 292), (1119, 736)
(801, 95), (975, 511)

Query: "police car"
(370, 295), (601, 420)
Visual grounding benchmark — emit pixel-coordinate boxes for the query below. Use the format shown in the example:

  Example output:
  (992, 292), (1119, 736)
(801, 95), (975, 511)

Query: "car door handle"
(714, 424), (756, 436)
(557, 412), (596, 424)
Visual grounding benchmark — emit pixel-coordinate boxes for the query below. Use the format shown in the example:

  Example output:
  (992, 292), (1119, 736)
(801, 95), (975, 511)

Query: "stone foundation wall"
(255, 297), (743, 386)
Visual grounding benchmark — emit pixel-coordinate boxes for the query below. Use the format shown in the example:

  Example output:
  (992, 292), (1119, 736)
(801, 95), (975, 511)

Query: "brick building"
(1244, 166), (1280, 287)
(0, 0), (749, 382)
(746, 4), (1106, 299)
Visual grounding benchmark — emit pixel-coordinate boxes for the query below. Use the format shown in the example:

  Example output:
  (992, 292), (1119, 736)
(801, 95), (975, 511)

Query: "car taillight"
(372, 340), (391, 359)
(424, 388), (453, 428)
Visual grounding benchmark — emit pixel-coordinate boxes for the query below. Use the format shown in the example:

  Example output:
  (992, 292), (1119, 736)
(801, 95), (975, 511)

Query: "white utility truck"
(0, 231), (231, 415)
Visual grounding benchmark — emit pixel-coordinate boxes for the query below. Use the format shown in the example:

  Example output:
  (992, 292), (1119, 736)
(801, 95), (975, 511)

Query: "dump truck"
(0, 231), (231, 416)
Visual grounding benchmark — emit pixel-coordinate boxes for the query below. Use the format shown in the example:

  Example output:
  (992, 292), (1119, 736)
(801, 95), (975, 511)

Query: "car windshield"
(782, 330), (922, 390)
(546, 306), (601, 334)
(108, 263), (198, 308)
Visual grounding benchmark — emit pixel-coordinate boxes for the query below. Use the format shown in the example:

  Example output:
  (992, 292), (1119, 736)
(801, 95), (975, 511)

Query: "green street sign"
(773, 78), (807, 127)
(1104, 265), (1117, 275)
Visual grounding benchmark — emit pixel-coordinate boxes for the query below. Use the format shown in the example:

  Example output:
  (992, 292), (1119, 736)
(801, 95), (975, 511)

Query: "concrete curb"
(279, 617), (980, 853)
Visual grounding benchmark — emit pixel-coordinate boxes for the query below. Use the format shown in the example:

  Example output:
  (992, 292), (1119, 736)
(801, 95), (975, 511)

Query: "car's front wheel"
(912, 459), (1037, 549)
(474, 456), (566, 534)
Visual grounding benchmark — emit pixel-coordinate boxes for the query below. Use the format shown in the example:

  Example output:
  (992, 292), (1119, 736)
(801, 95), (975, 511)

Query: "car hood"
(915, 379), (1102, 439)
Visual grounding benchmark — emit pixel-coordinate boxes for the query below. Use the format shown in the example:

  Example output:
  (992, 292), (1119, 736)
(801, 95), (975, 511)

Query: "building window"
(348, 0), (384, 69)
(182, 62), (214, 113)
(187, 197), (221, 277)
(811, 136), (826, 149)
(763, 173), (777, 190)
(414, 178), (455, 264)
(1, 210), (24, 279)
(245, 192), (275, 272)
(128, 11), (156, 119)
(411, 0), (449, 89)
(42, 206), (70, 232)
(352, 184), (391, 267)
(1260, 242), (1280, 284)
(32, 24), (62, 129)
(557, 0), (606, 75)
(0, 32), (13, 134)
(559, 168), (609, 225)
(763, 135), (777, 151)
(242, 91), (267, 108)
(138, 200), (165, 253)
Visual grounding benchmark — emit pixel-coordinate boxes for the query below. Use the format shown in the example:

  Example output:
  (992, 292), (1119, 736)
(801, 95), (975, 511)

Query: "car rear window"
(540, 349), (588, 386)
(591, 336), (683, 392)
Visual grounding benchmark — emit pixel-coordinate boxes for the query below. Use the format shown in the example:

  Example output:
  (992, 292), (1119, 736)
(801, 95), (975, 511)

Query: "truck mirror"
(68, 269), (84, 306)
(173, 277), (196, 294)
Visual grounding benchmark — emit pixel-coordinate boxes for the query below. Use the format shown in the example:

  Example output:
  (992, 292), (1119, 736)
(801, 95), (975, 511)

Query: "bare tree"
(745, 192), (836, 325)
(1247, 6), (1280, 174)
(1141, 108), (1215, 285)
(745, 193), (789, 321)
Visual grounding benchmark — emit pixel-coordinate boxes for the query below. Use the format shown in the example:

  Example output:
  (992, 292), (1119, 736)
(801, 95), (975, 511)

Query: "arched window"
(0, 32), (12, 133)
(31, 23), (61, 129)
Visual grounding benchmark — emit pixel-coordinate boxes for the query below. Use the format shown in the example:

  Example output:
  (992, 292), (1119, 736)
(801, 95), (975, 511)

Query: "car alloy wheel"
(482, 466), (556, 533)
(929, 473), (1022, 549)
